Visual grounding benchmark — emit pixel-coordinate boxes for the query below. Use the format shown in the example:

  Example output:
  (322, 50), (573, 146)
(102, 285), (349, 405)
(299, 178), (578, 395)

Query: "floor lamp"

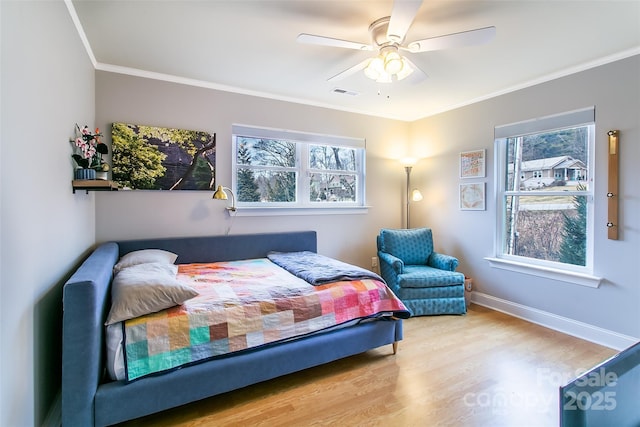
(405, 165), (423, 228)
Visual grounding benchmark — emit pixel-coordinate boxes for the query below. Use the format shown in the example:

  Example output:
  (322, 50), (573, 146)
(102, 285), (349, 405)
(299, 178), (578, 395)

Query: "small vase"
(74, 168), (96, 180)
(95, 171), (108, 180)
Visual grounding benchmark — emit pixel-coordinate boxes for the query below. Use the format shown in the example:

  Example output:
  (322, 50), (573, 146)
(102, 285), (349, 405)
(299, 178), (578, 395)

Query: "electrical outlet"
(465, 278), (473, 291)
(371, 256), (378, 268)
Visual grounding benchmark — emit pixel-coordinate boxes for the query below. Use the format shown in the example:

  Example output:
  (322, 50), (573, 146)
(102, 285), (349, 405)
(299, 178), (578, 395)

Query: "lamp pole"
(405, 166), (412, 228)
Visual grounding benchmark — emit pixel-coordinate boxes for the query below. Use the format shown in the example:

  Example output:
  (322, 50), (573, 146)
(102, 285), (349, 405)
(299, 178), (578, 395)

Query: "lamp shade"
(395, 58), (414, 80)
(364, 57), (384, 80)
(212, 185), (228, 200)
(212, 185), (237, 211)
(384, 50), (404, 74)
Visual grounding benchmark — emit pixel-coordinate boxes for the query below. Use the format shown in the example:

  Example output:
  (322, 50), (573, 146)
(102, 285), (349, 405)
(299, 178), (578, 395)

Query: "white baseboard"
(470, 291), (638, 351)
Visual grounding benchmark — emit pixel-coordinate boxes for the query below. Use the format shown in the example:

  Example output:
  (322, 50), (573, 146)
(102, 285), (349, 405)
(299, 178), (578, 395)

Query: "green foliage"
(192, 156), (214, 190)
(520, 127), (588, 162)
(71, 154), (90, 169)
(111, 123), (166, 189)
(558, 184), (587, 266)
(266, 172), (296, 202)
(135, 126), (208, 156)
(236, 143), (260, 201)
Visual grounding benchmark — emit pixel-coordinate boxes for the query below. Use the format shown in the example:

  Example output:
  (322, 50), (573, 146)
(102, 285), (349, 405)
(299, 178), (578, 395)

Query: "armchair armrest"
(427, 252), (459, 271)
(378, 251), (404, 274)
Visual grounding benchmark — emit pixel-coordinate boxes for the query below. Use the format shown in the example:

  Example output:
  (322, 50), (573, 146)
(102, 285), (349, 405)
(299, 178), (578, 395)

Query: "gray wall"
(1, 1), (96, 426)
(409, 55), (640, 339)
(94, 71), (410, 267)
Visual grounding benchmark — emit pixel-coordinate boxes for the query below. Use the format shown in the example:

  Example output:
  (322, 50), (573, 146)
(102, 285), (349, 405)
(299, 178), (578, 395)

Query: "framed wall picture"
(112, 122), (216, 190)
(460, 149), (486, 178)
(459, 182), (485, 210)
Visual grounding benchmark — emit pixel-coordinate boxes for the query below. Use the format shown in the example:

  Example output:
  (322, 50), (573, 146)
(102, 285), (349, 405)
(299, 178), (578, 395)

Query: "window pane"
(506, 126), (589, 191)
(309, 173), (356, 202)
(503, 195), (587, 266)
(237, 137), (296, 168)
(236, 168), (297, 202)
(309, 145), (356, 171)
(232, 127), (366, 209)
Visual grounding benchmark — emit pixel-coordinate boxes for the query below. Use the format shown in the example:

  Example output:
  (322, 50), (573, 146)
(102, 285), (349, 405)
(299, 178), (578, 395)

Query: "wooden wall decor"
(607, 130), (619, 240)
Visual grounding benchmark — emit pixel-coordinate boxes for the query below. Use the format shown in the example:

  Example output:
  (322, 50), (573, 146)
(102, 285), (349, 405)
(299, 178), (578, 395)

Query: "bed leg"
(392, 341), (398, 354)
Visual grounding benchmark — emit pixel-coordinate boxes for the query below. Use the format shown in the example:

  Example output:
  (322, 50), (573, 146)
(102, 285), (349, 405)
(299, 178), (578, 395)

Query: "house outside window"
(491, 107), (597, 285)
(231, 124), (366, 211)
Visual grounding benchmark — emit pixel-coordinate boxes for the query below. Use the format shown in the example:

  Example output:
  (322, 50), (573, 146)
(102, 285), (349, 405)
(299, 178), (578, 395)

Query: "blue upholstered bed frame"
(62, 231), (404, 426)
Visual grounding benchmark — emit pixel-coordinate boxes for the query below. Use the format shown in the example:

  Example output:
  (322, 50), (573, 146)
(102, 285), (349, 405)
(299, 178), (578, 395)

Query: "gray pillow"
(113, 249), (178, 274)
(105, 262), (198, 325)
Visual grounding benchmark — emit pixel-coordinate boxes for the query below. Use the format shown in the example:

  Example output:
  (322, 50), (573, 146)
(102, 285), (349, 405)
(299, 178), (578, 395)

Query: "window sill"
(484, 257), (602, 288)
(227, 206), (370, 217)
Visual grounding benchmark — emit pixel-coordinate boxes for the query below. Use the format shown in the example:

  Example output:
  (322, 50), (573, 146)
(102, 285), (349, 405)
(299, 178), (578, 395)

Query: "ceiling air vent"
(332, 88), (359, 96)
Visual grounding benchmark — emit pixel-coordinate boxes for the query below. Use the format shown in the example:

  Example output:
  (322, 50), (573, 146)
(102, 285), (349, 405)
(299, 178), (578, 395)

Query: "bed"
(62, 231), (408, 426)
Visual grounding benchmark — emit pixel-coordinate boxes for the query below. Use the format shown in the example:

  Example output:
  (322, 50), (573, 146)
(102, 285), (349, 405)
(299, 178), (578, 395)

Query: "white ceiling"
(71, 0), (640, 121)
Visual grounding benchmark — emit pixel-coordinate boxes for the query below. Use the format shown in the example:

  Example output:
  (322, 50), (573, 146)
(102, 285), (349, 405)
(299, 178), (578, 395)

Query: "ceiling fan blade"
(406, 26), (496, 53)
(387, 0), (423, 43)
(327, 59), (370, 82)
(297, 33), (372, 51)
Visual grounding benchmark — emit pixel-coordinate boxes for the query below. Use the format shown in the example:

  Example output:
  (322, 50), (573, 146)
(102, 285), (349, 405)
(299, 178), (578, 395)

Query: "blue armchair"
(377, 228), (466, 316)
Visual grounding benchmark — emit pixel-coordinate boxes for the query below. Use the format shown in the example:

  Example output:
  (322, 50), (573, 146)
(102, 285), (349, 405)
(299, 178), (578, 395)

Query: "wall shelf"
(72, 179), (119, 194)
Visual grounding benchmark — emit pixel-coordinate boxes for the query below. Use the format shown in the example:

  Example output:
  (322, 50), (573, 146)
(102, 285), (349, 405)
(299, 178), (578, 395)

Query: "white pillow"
(113, 249), (178, 274)
(105, 262), (198, 325)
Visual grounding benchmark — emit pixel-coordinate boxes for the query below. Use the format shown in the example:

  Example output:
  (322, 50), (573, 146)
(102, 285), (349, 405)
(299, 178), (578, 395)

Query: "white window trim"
(484, 257), (602, 288)
(490, 107), (599, 287)
(231, 124), (367, 213)
(225, 206), (370, 217)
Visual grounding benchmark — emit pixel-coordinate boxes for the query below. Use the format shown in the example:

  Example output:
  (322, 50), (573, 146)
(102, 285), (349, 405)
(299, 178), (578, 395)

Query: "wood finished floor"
(117, 305), (616, 427)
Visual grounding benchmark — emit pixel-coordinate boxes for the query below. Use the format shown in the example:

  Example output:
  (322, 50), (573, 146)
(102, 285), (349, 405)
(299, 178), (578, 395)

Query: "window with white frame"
(231, 124), (366, 209)
(493, 107), (595, 277)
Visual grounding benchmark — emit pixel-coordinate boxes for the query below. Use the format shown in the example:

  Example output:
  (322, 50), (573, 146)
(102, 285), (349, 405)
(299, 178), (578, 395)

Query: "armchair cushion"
(399, 266), (465, 288)
(379, 228), (433, 265)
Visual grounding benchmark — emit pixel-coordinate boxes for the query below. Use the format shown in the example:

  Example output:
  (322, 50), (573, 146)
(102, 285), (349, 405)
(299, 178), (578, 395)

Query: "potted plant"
(71, 124), (109, 179)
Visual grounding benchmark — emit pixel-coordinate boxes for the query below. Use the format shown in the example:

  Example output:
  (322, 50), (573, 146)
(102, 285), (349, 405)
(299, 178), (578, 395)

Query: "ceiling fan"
(297, 0), (496, 83)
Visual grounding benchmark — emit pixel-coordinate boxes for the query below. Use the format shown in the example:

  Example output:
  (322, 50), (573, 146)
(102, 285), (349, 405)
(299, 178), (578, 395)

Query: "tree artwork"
(111, 122), (216, 190)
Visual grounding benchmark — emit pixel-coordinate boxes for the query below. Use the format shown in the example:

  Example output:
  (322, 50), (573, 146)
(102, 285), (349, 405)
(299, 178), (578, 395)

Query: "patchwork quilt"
(123, 258), (409, 381)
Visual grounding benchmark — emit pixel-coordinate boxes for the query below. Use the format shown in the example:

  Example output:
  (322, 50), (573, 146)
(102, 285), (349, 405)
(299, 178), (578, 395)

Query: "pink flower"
(71, 123), (106, 169)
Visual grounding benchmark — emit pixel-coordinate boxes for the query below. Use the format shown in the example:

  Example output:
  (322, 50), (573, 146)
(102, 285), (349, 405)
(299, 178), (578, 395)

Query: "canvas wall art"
(112, 123), (216, 190)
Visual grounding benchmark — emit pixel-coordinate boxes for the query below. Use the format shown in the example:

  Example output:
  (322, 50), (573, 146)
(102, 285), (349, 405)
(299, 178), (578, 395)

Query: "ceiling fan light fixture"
(395, 57), (414, 80)
(364, 56), (384, 80)
(383, 50), (404, 74)
(365, 48), (413, 82)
